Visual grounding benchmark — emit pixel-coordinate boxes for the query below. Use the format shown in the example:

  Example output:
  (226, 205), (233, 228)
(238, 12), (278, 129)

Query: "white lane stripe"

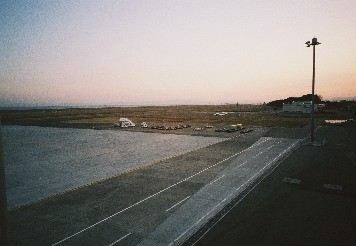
(211, 175), (225, 184)
(189, 139), (302, 246)
(169, 139), (301, 246)
(51, 138), (271, 245)
(108, 233), (131, 246)
(253, 141), (281, 159)
(255, 151), (262, 157)
(166, 196), (191, 212)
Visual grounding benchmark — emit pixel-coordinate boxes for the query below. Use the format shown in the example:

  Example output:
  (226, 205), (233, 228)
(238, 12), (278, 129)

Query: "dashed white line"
(169, 139), (301, 246)
(108, 233), (131, 246)
(211, 175), (225, 184)
(256, 151), (263, 156)
(51, 138), (271, 245)
(253, 141), (281, 158)
(166, 196), (191, 212)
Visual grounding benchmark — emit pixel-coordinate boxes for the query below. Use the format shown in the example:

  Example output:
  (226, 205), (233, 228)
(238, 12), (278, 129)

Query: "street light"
(305, 37), (321, 143)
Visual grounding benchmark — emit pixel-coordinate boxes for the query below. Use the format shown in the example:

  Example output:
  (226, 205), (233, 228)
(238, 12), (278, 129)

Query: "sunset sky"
(1, 0), (356, 106)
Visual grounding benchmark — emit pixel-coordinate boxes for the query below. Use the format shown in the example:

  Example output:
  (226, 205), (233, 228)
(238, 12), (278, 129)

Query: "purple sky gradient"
(1, 0), (356, 106)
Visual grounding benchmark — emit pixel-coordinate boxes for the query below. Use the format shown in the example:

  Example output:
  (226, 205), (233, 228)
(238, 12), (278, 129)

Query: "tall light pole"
(305, 37), (321, 143)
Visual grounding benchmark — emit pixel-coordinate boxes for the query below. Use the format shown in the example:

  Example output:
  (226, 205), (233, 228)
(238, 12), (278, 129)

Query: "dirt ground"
(0, 104), (349, 133)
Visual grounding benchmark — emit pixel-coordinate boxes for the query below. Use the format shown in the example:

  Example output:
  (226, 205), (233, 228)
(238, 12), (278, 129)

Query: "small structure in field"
(213, 112), (228, 116)
(236, 123), (243, 129)
(118, 118), (135, 128)
(324, 119), (354, 126)
(230, 124), (244, 130)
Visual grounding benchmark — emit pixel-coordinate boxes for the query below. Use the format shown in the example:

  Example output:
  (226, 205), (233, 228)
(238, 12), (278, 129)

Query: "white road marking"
(210, 141), (281, 185)
(283, 177), (302, 184)
(323, 184), (342, 191)
(210, 175), (225, 184)
(51, 138), (271, 245)
(254, 141), (281, 158)
(166, 196), (191, 212)
(108, 233), (131, 246)
(257, 151), (263, 156)
(169, 139), (301, 246)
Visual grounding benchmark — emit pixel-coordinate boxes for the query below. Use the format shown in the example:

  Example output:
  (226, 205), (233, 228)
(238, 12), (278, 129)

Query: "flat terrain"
(0, 104), (343, 130)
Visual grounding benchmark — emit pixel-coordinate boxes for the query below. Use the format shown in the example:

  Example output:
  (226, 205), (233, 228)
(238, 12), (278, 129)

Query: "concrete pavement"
(8, 128), (269, 245)
(3, 125), (223, 209)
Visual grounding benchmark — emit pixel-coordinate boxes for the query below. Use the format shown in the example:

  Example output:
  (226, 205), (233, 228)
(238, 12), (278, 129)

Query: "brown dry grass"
(0, 104), (337, 128)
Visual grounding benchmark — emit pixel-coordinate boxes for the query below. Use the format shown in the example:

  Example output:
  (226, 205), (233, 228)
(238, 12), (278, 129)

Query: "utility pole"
(0, 119), (10, 245)
(305, 37), (321, 143)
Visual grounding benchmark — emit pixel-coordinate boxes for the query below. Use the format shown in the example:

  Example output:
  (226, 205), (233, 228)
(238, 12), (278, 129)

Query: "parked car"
(240, 129), (253, 134)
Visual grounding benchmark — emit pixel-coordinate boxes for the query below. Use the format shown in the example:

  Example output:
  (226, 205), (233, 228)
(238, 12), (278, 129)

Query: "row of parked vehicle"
(214, 123), (253, 134)
(215, 128), (253, 133)
(150, 124), (192, 130)
(215, 128), (240, 133)
(115, 119), (253, 134)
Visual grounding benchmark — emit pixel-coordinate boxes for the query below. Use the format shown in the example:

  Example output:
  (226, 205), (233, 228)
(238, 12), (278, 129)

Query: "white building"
(283, 101), (324, 113)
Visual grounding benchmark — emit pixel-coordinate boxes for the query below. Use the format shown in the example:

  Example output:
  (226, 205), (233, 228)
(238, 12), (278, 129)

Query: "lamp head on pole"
(306, 38), (321, 47)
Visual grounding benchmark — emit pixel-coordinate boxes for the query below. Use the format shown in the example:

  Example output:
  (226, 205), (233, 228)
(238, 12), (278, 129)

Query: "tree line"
(267, 94), (323, 108)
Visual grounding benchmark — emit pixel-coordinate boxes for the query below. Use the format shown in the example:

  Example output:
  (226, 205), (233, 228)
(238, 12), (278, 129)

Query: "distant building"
(283, 101), (325, 113)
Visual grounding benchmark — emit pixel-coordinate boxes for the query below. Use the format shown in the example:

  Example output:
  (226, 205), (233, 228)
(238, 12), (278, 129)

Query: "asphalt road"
(139, 137), (301, 246)
(8, 128), (269, 245)
(196, 125), (356, 246)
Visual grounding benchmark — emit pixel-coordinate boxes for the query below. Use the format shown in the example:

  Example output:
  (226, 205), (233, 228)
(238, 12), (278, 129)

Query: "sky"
(1, 0), (356, 106)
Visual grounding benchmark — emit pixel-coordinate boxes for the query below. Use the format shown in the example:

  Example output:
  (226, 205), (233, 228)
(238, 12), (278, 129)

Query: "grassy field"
(0, 104), (344, 129)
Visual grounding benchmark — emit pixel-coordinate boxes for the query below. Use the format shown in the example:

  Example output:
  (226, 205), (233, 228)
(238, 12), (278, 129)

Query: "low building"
(283, 101), (324, 113)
